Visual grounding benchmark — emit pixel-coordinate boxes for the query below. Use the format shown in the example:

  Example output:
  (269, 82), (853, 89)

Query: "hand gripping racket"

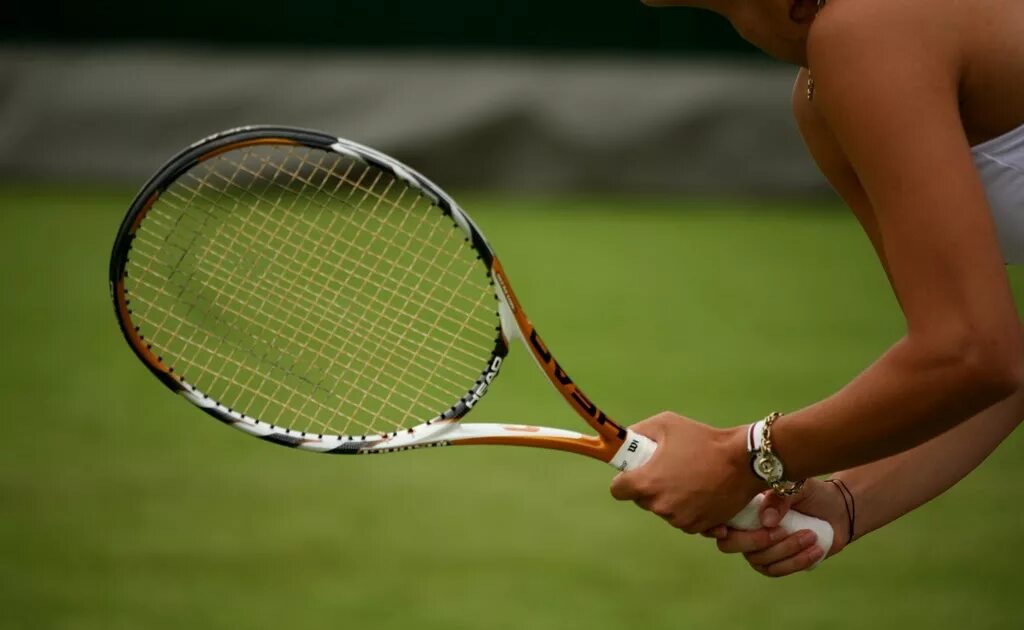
(109, 126), (833, 550)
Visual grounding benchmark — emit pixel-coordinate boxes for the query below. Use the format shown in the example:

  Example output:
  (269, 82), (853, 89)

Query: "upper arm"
(807, 2), (1020, 354)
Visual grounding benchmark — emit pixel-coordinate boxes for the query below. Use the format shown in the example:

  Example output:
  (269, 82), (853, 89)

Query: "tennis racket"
(109, 125), (833, 548)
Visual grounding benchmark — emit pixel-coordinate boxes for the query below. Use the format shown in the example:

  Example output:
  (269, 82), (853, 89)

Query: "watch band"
(746, 412), (805, 497)
(746, 417), (767, 454)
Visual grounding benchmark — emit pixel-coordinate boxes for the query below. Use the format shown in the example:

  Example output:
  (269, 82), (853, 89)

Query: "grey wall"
(0, 46), (826, 195)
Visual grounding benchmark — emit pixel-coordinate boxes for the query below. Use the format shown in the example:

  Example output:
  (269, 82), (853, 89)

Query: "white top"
(972, 122), (1024, 264)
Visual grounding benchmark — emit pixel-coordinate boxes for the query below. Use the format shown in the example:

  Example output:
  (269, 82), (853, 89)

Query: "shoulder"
(810, 0), (955, 38)
(805, 0), (964, 134)
(807, 0), (961, 73)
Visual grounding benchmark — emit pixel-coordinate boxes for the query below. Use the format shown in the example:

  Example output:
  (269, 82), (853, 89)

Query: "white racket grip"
(613, 430), (834, 567)
(728, 495), (834, 567)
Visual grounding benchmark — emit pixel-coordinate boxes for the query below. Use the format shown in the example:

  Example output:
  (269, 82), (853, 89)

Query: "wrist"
(824, 477), (856, 550)
(748, 412), (805, 496)
(722, 425), (768, 498)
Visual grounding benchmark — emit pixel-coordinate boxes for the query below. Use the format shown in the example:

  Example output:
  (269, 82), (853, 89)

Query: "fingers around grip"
(715, 527), (787, 554)
(701, 525), (729, 540)
(776, 505), (835, 560)
(752, 544), (826, 578)
(743, 530), (818, 566)
(759, 491), (795, 528)
(727, 495), (835, 569)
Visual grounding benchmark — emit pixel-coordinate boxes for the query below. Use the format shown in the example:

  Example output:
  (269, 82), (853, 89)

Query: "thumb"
(624, 416), (669, 442)
(759, 491), (797, 528)
(609, 468), (645, 501)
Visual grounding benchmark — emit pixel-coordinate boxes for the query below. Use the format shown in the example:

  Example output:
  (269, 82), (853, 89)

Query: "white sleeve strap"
(747, 419), (767, 454)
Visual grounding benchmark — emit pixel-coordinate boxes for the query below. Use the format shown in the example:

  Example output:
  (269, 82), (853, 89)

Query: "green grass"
(2, 185), (1023, 629)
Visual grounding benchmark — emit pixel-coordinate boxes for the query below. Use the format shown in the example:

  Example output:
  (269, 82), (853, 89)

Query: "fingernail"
(799, 530), (817, 547)
(769, 528), (787, 542)
(762, 508), (779, 526)
(809, 546), (825, 562)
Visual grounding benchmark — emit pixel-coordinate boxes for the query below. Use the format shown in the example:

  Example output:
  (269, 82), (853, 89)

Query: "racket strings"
(235, 149), (489, 293)
(167, 154), (496, 336)
(211, 149), (497, 346)
(200, 149), (495, 393)
(237, 147), (489, 435)
(152, 155), (496, 367)
(132, 237), (488, 388)
(125, 143), (499, 437)
(191, 150), (421, 430)
(137, 157), (487, 434)
(128, 248), (466, 429)
(129, 173), (490, 426)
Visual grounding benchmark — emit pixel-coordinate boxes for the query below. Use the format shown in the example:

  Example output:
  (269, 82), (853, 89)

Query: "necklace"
(806, 0), (827, 101)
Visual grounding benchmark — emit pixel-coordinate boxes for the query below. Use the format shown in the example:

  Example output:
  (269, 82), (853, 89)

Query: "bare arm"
(609, 0), (1023, 535)
(713, 384), (1023, 576)
(791, 52), (1024, 539)
(708, 59), (1024, 575)
(772, 2), (1023, 481)
(838, 384), (1024, 539)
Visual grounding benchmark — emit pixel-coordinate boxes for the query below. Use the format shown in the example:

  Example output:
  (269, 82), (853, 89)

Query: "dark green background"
(1, 1), (754, 54)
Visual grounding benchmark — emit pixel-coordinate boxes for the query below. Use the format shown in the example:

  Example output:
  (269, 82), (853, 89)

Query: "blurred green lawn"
(2, 185), (1023, 629)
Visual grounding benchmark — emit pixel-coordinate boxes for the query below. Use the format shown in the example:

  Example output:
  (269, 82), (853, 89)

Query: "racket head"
(110, 126), (513, 452)
(110, 126), (626, 460)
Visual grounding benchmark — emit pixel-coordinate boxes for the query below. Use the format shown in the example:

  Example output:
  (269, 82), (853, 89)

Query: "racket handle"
(614, 430), (834, 566)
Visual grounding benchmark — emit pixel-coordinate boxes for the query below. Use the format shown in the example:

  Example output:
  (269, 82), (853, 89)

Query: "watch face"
(754, 453), (783, 483)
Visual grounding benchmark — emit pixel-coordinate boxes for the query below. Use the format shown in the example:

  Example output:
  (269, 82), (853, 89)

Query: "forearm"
(832, 386), (1024, 538)
(772, 334), (1021, 480)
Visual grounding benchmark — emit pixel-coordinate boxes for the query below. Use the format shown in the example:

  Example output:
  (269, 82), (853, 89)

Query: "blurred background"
(2, 2), (1023, 629)
(0, 0), (822, 194)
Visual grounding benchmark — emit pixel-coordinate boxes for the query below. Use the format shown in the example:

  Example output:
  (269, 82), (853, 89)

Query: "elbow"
(954, 330), (1024, 405)
(912, 322), (1024, 407)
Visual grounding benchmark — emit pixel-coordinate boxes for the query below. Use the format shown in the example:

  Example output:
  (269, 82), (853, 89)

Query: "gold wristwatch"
(746, 412), (805, 496)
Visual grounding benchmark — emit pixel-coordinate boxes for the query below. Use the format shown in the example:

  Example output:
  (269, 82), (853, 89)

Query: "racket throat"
(447, 424), (612, 461)
(492, 258), (628, 446)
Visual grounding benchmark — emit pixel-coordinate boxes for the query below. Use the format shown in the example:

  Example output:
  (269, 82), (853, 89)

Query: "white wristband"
(747, 418), (767, 454)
